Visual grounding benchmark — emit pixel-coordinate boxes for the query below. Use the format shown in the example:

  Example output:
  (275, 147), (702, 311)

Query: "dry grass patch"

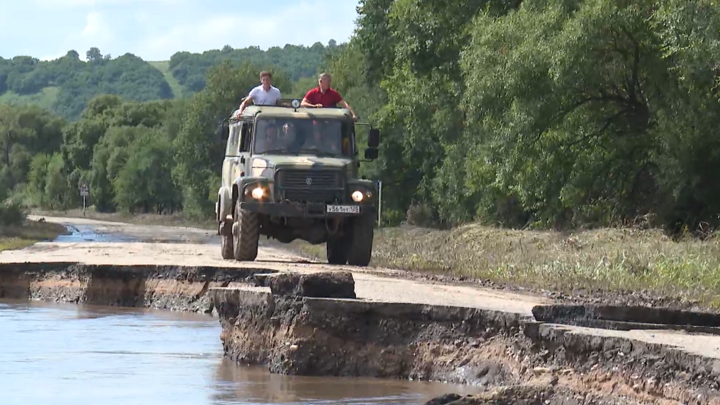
(293, 223), (720, 309)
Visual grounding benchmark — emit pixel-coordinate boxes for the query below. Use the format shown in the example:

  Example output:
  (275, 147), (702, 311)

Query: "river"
(1, 300), (475, 405)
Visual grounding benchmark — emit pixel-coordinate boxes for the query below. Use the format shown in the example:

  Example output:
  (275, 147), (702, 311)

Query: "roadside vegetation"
(4, 0), (720, 306)
(0, 200), (67, 252)
(296, 221), (720, 310)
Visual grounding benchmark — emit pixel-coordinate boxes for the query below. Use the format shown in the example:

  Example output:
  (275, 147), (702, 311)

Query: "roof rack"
(230, 97), (346, 117)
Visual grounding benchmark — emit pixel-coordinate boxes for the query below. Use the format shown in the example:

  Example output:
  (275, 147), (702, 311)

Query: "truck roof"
(231, 98), (353, 121)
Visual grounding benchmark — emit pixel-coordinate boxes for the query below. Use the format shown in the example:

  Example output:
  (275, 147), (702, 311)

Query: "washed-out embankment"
(2, 262), (720, 405)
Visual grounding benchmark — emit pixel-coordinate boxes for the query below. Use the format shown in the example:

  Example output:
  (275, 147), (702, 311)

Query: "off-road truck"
(215, 98), (380, 266)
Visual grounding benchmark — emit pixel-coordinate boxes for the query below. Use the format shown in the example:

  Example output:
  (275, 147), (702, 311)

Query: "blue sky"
(0, 0), (360, 61)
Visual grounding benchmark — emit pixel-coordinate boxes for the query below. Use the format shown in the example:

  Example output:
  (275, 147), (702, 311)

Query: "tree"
(86, 47), (103, 62)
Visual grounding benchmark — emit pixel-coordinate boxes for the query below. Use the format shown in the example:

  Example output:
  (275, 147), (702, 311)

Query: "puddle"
(54, 225), (137, 243)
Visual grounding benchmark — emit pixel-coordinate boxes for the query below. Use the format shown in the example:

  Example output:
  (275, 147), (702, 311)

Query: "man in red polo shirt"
(301, 73), (358, 121)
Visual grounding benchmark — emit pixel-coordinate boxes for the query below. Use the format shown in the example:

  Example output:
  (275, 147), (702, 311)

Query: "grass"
(0, 87), (60, 111)
(148, 61), (183, 98)
(0, 220), (69, 252)
(291, 223), (720, 310)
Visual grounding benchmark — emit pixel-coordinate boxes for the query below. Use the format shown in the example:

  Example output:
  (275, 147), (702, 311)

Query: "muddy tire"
(233, 204), (259, 261)
(220, 222), (234, 260)
(326, 234), (349, 265)
(346, 214), (374, 267)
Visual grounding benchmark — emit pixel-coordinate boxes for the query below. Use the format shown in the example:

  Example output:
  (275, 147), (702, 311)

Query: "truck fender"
(218, 186), (233, 221)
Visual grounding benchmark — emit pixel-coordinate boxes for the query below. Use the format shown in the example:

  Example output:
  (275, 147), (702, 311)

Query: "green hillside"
(0, 42), (340, 120)
(0, 86), (59, 110)
(148, 61), (183, 98)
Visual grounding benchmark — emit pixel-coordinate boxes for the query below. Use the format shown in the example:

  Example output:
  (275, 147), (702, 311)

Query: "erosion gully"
(3, 222), (720, 404)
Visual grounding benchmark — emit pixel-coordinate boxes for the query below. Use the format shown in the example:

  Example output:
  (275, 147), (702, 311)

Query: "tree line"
(333, 0), (720, 233)
(0, 42), (340, 120)
(3, 0), (720, 234)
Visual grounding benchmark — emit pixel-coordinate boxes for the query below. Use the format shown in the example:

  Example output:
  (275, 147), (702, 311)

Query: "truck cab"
(215, 98), (380, 266)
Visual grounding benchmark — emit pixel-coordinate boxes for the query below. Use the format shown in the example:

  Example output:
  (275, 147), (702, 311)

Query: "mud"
(212, 278), (720, 405)
(0, 262), (276, 313)
(533, 304), (720, 327)
(423, 385), (642, 405)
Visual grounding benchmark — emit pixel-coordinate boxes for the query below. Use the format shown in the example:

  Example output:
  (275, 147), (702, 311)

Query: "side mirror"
(368, 128), (380, 148)
(218, 120), (229, 141)
(364, 148), (378, 160)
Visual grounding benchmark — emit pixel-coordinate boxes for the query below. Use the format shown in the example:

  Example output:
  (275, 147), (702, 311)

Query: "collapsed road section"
(213, 272), (720, 405)
(3, 262), (720, 404)
(0, 261), (276, 312)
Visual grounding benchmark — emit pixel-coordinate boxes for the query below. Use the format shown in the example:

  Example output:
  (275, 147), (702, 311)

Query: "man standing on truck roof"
(301, 73), (358, 122)
(234, 71), (282, 117)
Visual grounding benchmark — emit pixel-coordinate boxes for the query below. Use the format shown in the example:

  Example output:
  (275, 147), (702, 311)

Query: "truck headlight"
(251, 187), (264, 199)
(351, 190), (364, 202)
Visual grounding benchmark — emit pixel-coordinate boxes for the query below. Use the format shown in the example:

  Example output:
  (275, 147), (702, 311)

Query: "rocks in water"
(423, 387), (624, 405)
(424, 393), (462, 405)
(267, 271), (356, 299)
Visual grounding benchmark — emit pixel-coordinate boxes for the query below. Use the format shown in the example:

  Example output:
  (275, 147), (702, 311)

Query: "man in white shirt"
(235, 71), (282, 116)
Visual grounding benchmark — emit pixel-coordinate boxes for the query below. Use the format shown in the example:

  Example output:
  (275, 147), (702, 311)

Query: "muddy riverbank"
(3, 261), (720, 404)
(212, 276), (720, 405)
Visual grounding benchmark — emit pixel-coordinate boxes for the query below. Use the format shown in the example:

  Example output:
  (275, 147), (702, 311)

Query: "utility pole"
(80, 183), (89, 216)
(375, 180), (382, 227)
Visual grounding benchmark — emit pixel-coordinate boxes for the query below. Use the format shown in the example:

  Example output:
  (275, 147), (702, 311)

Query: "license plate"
(326, 205), (360, 214)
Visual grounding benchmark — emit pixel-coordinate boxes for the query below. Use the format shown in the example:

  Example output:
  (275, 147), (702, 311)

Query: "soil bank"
(0, 261), (275, 312)
(212, 272), (720, 405)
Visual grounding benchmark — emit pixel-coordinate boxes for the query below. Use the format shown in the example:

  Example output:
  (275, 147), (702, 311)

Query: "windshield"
(253, 117), (351, 157)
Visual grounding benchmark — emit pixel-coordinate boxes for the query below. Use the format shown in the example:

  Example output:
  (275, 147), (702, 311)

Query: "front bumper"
(239, 201), (374, 218)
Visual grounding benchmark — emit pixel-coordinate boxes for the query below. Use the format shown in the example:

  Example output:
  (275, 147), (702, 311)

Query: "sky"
(0, 0), (360, 61)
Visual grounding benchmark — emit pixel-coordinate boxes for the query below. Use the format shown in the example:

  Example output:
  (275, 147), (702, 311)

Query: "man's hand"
(314, 103), (323, 108)
(352, 114), (358, 122)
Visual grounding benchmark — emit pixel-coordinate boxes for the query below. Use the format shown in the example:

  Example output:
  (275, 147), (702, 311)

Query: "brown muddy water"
(0, 300), (476, 405)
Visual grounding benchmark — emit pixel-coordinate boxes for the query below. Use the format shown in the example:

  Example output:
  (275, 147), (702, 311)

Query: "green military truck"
(215, 98), (380, 267)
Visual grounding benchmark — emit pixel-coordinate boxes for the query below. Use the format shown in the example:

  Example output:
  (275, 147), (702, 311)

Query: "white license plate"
(326, 205), (360, 214)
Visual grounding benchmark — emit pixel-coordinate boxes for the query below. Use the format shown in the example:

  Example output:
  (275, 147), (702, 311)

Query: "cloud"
(138, 0), (357, 60)
(34, 0), (182, 7)
(1, 0), (357, 61)
(82, 12), (109, 37)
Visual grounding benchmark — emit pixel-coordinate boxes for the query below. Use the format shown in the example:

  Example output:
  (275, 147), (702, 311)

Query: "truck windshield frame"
(252, 116), (354, 158)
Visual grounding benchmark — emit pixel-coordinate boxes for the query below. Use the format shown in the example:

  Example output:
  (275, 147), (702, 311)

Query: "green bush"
(0, 198), (27, 226)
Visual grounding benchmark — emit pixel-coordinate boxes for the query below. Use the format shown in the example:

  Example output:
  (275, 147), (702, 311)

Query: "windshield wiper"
(296, 148), (341, 157)
(257, 149), (294, 155)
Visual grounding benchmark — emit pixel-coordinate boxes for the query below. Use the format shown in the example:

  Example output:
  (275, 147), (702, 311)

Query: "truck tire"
(220, 221), (234, 260)
(326, 234), (349, 265)
(233, 204), (259, 261)
(347, 214), (374, 267)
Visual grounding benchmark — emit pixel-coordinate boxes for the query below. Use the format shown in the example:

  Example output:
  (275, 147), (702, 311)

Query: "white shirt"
(248, 84), (281, 105)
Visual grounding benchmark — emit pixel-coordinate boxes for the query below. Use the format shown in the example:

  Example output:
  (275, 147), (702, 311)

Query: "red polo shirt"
(304, 86), (343, 107)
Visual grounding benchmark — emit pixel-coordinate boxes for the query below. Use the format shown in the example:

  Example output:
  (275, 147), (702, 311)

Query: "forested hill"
(0, 42), (338, 120)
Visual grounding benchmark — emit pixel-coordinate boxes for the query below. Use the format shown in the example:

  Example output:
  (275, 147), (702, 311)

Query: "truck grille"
(275, 169), (345, 203)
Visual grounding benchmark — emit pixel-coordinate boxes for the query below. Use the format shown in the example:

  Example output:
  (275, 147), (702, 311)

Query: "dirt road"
(4, 215), (720, 362)
(2, 215), (547, 315)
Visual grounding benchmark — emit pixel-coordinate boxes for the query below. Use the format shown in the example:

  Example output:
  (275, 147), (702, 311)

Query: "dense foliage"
(0, 43), (338, 120)
(168, 42), (340, 94)
(3, 0), (720, 234)
(338, 0), (720, 233)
